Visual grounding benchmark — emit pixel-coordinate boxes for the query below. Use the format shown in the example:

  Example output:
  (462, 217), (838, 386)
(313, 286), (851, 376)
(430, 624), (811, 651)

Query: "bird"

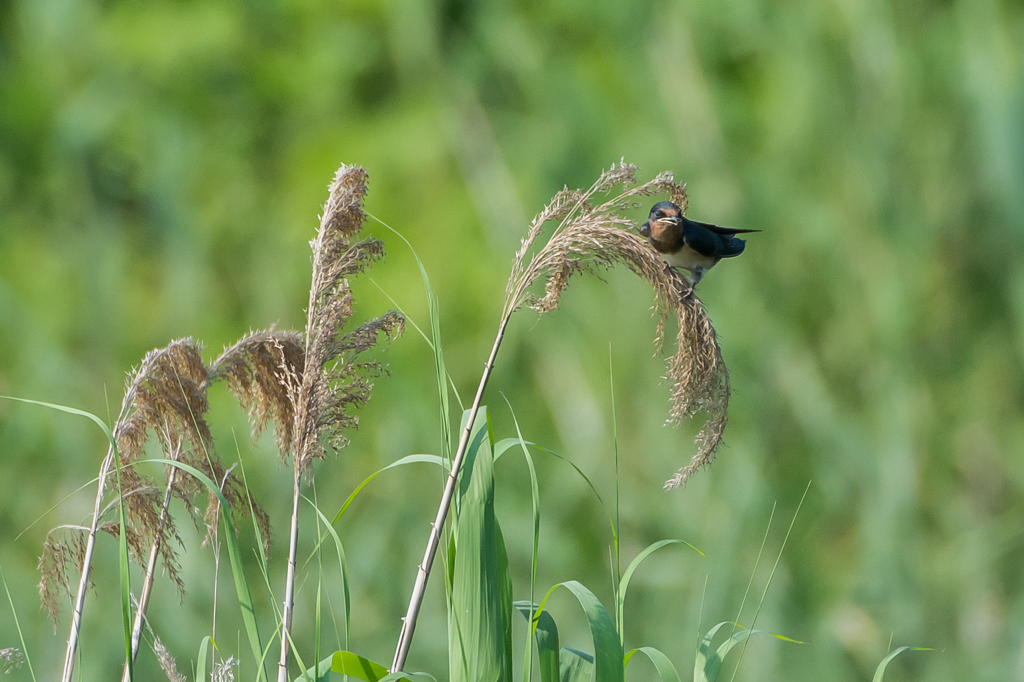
(640, 201), (758, 298)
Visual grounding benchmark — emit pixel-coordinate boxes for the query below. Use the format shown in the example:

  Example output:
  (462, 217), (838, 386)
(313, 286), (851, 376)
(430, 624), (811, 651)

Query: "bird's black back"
(682, 218), (748, 259)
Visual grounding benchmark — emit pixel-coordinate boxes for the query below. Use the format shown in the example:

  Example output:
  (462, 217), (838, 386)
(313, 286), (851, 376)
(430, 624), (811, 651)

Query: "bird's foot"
(679, 286), (695, 302)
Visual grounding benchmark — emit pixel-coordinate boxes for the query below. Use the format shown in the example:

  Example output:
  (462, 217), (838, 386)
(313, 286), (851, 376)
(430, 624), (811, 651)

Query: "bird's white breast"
(659, 244), (718, 274)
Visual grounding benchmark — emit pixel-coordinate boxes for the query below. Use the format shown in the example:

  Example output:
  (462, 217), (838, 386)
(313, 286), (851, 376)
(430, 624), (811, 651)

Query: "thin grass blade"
(618, 539), (702, 643)
(694, 622), (758, 682)
(147, 460), (263, 674)
(872, 646), (931, 682)
(0, 563), (37, 681)
(331, 455), (447, 525)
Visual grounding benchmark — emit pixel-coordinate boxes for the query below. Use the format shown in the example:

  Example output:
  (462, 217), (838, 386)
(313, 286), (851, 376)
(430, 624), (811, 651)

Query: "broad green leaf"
(625, 647), (680, 682)
(515, 602), (560, 682)
(558, 648), (594, 682)
(449, 408), (512, 682)
(502, 402), (543, 682)
(331, 651), (389, 681)
(295, 654), (334, 682)
(534, 581), (623, 682)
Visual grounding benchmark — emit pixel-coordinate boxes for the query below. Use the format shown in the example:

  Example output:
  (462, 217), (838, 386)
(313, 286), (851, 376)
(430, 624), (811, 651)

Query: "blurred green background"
(1, 0), (1023, 680)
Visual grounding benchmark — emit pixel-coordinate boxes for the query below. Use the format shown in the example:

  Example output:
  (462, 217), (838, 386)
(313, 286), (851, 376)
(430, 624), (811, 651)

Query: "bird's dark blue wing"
(687, 219), (759, 236)
(681, 223), (722, 257)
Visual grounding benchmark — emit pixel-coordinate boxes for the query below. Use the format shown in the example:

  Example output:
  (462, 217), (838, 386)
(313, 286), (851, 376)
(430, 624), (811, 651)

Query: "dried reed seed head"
(114, 339), (212, 464)
(210, 328), (305, 460)
(507, 162), (727, 487)
(291, 163), (406, 474)
(0, 648), (24, 673)
(213, 656), (240, 682)
(38, 530), (86, 626)
(153, 636), (187, 682)
(199, 462), (272, 555)
(321, 164), (369, 241)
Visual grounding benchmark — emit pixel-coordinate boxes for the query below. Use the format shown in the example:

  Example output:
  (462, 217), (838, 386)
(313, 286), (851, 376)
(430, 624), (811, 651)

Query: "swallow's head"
(648, 201), (682, 226)
(643, 201), (682, 242)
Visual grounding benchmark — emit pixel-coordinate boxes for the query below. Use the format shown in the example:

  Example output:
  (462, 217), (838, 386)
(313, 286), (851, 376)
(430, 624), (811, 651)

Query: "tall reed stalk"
(276, 164), (403, 681)
(391, 161), (732, 671)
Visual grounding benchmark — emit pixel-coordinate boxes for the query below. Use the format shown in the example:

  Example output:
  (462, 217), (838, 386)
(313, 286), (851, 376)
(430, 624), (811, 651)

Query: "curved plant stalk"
(391, 160), (726, 671)
(391, 316), (511, 672)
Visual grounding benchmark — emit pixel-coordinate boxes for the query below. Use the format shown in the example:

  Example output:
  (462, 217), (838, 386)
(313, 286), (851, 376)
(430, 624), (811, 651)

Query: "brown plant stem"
(391, 314), (510, 673)
(121, 465), (178, 682)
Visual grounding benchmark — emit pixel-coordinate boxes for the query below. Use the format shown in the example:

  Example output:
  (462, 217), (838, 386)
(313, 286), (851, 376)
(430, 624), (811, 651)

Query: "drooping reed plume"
(503, 161), (730, 488)
(276, 164), (404, 682)
(391, 161), (730, 672)
(46, 339), (274, 682)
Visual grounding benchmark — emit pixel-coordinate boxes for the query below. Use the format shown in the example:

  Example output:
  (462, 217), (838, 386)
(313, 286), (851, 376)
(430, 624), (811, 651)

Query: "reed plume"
(505, 162), (729, 487)
(277, 164), (404, 682)
(392, 161), (731, 671)
(46, 338), (273, 682)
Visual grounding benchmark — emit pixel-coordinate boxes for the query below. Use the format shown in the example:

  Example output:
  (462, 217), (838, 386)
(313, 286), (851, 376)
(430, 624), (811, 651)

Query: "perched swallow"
(641, 201), (758, 298)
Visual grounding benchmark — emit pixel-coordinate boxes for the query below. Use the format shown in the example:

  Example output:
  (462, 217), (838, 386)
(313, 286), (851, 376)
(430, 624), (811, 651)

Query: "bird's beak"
(656, 216), (681, 225)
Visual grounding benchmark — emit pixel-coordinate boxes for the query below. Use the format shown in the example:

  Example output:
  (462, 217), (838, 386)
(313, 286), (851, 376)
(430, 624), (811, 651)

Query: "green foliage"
(448, 409), (513, 682)
(1, 0), (1019, 678)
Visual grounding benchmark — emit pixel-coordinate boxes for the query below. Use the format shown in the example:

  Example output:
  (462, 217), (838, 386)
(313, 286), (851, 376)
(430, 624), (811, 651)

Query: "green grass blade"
(330, 454), (447, 526)
(0, 396), (115, 442)
(872, 646), (931, 682)
(379, 673), (436, 682)
(448, 407), (512, 682)
(369, 213), (464, 435)
(728, 482), (811, 682)
(304, 495), (352, 657)
(694, 623), (758, 682)
(608, 349), (621, 644)
(145, 459), (263, 671)
(514, 602), (560, 682)
(625, 647), (680, 682)
(0, 398), (132, 677)
(0, 562), (36, 681)
(501, 399), (543, 682)
(618, 539), (703, 643)
(197, 635), (211, 682)
(730, 503), (775, 637)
